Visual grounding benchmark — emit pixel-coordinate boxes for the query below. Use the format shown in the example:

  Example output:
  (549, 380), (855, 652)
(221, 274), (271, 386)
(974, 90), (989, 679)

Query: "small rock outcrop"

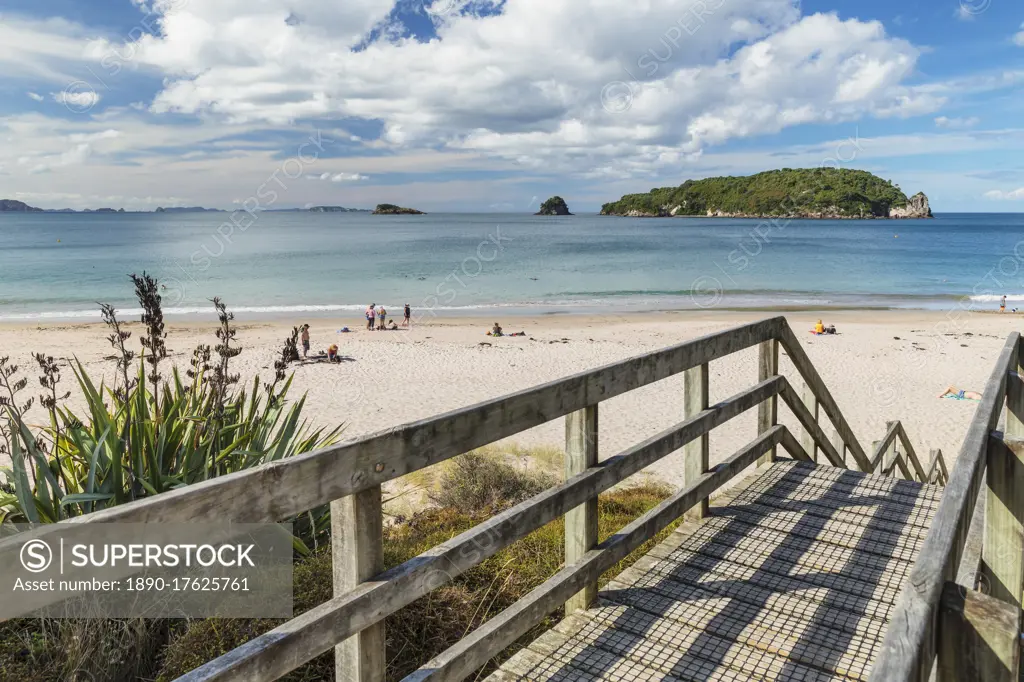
(372, 203), (425, 215)
(535, 196), (573, 215)
(889, 192), (932, 219)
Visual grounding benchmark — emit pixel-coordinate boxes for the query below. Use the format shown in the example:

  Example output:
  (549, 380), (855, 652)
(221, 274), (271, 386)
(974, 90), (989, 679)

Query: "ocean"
(1, 211), (1022, 322)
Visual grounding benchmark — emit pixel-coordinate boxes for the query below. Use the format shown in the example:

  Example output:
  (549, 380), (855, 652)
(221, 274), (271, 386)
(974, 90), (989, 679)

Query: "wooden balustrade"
(0, 315), (969, 682)
(870, 332), (1023, 682)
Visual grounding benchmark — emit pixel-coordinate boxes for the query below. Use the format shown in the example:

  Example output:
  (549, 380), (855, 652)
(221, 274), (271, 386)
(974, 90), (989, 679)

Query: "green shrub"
(429, 451), (556, 512)
(0, 276), (342, 553)
(0, 275), (344, 681)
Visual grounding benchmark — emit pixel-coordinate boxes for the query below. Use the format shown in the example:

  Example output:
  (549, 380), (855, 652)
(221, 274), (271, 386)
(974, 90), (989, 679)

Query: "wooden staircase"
(490, 461), (943, 682)
(13, 315), (1021, 682)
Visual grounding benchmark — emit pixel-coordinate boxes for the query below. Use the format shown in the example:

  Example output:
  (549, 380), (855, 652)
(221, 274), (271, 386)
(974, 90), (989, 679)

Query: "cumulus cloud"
(85, 0), (927, 176)
(52, 89), (101, 111)
(935, 116), (980, 129)
(26, 143), (93, 174)
(309, 172), (370, 182)
(984, 188), (1024, 200)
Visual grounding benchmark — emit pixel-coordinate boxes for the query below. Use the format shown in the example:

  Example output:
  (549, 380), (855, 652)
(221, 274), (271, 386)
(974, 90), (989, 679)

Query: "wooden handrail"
(870, 332), (1022, 681)
(896, 427), (929, 481)
(864, 420), (947, 485)
(177, 376), (787, 681)
(402, 425), (809, 682)
(869, 421), (901, 474)
(0, 318), (784, 542)
(776, 323), (874, 472)
(778, 382), (846, 468)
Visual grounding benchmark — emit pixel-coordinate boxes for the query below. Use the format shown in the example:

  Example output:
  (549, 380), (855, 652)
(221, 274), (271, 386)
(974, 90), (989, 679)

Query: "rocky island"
(535, 196), (573, 215)
(372, 203), (425, 215)
(600, 168), (933, 219)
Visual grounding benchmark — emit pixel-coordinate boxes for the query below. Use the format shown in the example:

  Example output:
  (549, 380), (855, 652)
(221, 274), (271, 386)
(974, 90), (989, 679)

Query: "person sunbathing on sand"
(938, 386), (982, 401)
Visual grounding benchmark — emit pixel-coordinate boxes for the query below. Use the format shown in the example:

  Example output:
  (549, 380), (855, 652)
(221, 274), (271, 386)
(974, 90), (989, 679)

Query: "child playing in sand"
(328, 344), (339, 362)
(938, 386), (982, 401)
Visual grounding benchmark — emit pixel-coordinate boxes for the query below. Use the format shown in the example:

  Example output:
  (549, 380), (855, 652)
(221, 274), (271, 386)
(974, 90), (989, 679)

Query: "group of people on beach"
(365, 303), (411, 331)
(299, 323), (341, 362)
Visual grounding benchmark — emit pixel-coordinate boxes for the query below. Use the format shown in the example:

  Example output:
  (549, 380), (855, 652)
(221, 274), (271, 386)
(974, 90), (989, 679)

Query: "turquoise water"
(2, 211), (1023, 321)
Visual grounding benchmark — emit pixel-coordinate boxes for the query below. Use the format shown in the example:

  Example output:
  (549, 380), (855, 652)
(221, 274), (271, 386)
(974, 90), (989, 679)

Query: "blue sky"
(1, 0), (1023, 211)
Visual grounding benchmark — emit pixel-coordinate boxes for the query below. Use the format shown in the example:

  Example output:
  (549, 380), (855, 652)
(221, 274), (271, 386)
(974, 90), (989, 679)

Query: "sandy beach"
(1, 309), (1016, 492)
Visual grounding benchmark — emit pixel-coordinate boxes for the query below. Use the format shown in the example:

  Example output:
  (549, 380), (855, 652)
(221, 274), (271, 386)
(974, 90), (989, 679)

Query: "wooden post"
(937, 581), (1022, 682)
(565, 404), (599, 615)
(684, 364), (710, 520)
(757, 340), (779, 466)
(982, 339), (1024, 607)
(332, 487), (385, 682)
(800, 382), (819, 463)
(884, 421), (898, 478)
(832, 428), (846, 468)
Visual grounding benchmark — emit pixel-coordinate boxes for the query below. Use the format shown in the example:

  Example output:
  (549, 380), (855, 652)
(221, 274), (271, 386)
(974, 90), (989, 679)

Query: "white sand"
(0, 310), (1016, 489)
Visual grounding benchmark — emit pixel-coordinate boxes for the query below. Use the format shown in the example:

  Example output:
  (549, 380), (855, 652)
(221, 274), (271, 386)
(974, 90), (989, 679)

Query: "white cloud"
(26, 143), (93, 174)
(935, 116), (980, 129)
(26, 92), (44, 102)
(309, 172), (370, 182)
(0, 15), (100, 82)
(985, 188), (1024, 200)
(1014, 23), (1024, 46)
(81, 2), (923, 176)
(52, 89), (101, 111)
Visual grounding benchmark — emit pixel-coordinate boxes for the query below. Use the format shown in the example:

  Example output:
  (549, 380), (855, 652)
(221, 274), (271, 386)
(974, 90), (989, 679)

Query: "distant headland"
(372, 203), (425, 215)
(155, 206), (224, 213)
(600, 168), (933, 219)
(0, 201), (370, 214)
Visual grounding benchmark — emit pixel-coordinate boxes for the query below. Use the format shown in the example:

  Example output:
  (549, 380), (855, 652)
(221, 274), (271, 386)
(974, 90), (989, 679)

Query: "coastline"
(0, 293), (991, 324)
(2, 308), (1017, 491)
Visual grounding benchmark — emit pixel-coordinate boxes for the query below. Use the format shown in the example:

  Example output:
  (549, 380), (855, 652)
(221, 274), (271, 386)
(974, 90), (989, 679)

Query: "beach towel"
(944, 391), (979, 402)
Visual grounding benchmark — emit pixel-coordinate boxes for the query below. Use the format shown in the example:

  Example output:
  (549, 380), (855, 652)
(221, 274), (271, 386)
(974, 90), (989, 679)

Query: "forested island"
(372, 203), (425, 215)
(600, 168), (932, 219)
(535, 196), (573, 215)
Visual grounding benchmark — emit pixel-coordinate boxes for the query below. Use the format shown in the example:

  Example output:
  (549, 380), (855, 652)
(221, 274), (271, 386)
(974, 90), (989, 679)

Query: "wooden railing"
(868, 420), (948, 485)
(870, 331), (1024, 682)
(0, 316), (937, 681)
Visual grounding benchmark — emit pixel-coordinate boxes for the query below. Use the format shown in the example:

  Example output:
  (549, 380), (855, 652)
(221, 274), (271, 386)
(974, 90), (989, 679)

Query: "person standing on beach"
(300, 324), (310, 358)
(1001, 295), (1007, 313)
(378, 305), (387, 330)
(366, 303), (376, 330)
(403, 303), (411, 327)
